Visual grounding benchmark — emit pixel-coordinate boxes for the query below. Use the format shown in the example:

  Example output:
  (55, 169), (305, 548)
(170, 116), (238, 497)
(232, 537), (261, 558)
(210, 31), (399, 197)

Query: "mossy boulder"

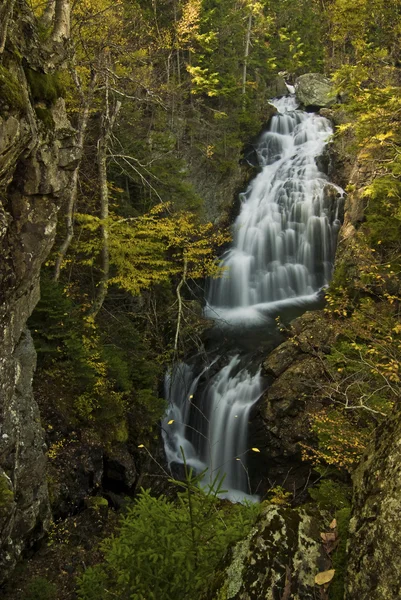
(295, 73), (336, 109)
(204, 505), (327, 599)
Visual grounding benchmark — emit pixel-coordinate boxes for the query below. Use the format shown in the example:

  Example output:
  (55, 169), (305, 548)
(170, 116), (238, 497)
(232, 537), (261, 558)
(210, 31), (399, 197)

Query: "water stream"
(162, 95), (343, 502)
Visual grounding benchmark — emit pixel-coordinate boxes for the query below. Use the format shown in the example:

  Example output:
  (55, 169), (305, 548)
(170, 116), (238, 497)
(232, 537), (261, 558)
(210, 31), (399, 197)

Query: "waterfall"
(163, 95), (343, 502)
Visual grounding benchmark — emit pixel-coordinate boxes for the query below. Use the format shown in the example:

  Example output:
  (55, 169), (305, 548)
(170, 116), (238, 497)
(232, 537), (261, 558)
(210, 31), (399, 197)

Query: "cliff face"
(345, 409), (401, 599)
(0, 6), (76, 581)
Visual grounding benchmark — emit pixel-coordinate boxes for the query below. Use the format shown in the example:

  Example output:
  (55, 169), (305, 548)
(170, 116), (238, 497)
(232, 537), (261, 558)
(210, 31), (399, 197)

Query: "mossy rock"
(86, 496), (109, 511)
(0, 65), (25, 114)
(25, 68), (65, 106)
(204, 505), (328, 599)
(35, 106), (54, 129)
(0, 473), (14, 517)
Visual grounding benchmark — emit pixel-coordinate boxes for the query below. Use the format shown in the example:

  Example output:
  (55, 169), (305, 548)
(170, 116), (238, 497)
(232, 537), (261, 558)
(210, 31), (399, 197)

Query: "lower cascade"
(163, 95), (343, 502)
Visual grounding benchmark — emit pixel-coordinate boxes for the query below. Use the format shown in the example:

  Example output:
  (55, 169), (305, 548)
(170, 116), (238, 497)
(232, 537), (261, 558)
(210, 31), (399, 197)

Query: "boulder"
(295, 73), (336, 109)
(204, 505), (327, 599)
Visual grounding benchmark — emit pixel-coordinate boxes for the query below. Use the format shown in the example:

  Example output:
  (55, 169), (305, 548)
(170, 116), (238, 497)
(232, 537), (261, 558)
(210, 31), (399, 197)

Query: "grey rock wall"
(0, 9), (76, 581)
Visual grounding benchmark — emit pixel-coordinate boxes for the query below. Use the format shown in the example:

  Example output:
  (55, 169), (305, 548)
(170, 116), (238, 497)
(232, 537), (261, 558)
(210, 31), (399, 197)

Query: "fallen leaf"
(251, 447), (261, 452)
(282, 565), (292, 600)
(315, 570), (335, 586)
(167, 419), (175, 425)
(329, 518), (337, 529)
(320, 532), (337, 543)
(138, 444), (145, 448)
(325, 539), (340, 555)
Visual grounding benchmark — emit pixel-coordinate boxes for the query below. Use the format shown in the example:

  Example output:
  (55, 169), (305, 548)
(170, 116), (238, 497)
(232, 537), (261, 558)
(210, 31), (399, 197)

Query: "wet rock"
(250, 312), (333, 497)
(265, 356), (325, 418)
(345, 408), (401, 600)
(204, 505), (327, 599)
(290, 311), (334, 354)
(295, 73), (336, 109)
(263, 340), (300, 378)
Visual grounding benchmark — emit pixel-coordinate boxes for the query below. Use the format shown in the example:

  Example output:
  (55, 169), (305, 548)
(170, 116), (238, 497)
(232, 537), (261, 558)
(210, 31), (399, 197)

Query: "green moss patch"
(0, 65), (25, 113)
(25, 68), (65, 106)
(0, 474), (14, 516)
(35, 106), (54, 129)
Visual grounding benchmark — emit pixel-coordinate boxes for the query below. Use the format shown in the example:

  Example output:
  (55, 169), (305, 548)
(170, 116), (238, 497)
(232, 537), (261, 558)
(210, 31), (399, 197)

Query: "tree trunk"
(52, 0), (70, 42)
(174, 255), (188, 354)
(89, 99), (122, 318)
(242, 13), (252, 104)
(53, 70), (97, 281)
(41, 0), (56, 27)
(0, 0), (16, 54)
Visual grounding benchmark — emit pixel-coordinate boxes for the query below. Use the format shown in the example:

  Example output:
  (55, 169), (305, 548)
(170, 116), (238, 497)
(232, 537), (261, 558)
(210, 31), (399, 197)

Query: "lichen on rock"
(295, 73), (336, 109)
(204, 505), (327, 599)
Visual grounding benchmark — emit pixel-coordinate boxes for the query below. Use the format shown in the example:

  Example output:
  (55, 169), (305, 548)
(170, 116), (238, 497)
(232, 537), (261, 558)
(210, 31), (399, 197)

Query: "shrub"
(26, 577), (57, 600)
(77, 465), (259, 600)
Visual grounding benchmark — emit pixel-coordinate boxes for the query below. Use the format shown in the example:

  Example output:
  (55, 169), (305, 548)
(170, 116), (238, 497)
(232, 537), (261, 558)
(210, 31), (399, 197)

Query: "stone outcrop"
(0, 6), (77, 581)
(204, 505), (327, 599)
(345, 409), (401, 599)
(295, 73), (336, 109)
(249, 311), (334, 497)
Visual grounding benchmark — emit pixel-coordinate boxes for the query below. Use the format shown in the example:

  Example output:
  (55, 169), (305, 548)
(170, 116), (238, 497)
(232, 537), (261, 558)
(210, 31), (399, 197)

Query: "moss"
(112, 420), (129, 443)
(87, 496), (109, 511)
(25, 68), (65, 106)
(35, 106), (54, 129)
(0, 65), (25, 113)
(329, 507), (351, 600)
(0, 474), (14, 515)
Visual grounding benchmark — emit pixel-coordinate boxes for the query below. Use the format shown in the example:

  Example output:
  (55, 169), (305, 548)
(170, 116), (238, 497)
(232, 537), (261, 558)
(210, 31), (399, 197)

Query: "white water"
(206, 95), (342, 325)
(163, 358), (262, 502)
(163, 96), (343, 501)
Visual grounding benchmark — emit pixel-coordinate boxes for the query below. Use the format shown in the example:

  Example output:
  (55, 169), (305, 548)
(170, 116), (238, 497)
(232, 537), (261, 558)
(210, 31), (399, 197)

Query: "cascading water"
(163, 95), (343, 502)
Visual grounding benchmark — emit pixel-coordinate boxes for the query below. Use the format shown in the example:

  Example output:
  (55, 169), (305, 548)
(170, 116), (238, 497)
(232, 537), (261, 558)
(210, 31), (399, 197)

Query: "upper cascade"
(206, 95), (343, 325)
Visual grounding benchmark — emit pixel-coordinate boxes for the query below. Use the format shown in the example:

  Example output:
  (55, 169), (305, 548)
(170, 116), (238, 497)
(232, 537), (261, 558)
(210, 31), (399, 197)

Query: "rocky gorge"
(0, 2), (401, 599)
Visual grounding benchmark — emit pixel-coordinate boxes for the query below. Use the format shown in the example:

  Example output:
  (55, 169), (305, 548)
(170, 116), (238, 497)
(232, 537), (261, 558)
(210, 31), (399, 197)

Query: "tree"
(77, 465), (259, 600)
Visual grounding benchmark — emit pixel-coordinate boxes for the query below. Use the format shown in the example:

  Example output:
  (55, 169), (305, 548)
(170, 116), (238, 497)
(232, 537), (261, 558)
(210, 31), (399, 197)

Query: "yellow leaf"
(138, 444), (145, 448)
(167, 419), (175, 425)
(315, 570), (335, 585)
(251, 447), (261, 453)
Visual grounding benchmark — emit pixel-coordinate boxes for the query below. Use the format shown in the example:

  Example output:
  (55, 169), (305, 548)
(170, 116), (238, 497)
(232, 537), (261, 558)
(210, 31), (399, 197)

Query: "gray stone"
(204, 505), (327, 599)
(345, 409), (401, 600)
(263, 340), (301, 378)
(295, 73), (336, 108)
(0, 330), (51, 581)
(0, 7), (77, 583)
